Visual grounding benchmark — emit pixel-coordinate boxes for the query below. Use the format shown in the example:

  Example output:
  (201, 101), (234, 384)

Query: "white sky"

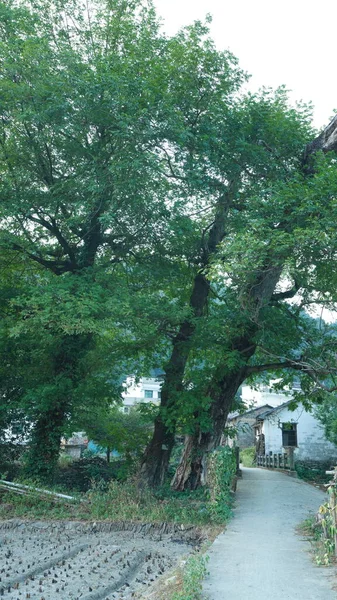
(154, 0), (337, 129)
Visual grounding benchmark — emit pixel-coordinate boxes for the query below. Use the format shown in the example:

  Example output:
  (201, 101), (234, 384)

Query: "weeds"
(299, 509), (336, 566)
(171, 553), (209, 600)
(240, 447), (256, 468)
(0, 476), (231, 526)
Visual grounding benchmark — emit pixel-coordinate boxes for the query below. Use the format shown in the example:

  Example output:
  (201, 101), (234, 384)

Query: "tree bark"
(171, 334), (257, 491)
(139, 193), (233, 487)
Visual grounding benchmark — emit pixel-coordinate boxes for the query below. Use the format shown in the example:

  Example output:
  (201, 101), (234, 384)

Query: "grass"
(298, 515), (335, 566)
(295, 463), (331, 486)
(0, 478), (231, 528)
(141, 546), (213, 600)
(171, 553), (209, 600)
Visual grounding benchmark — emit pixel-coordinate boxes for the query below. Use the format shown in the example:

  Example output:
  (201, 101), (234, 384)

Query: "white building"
(258, 401), (337, 463)
(122, 376), (162, 413)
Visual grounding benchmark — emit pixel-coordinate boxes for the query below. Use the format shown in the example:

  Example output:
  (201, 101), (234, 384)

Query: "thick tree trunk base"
(24, 405), (67, 482)
(139, 418), (175, 488)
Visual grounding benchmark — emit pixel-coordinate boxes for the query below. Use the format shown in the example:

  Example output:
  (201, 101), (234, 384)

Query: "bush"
(240, 447), (256, 468)
(0, 443), (26, 481)
(207, 446), (236, 523)
(55, 456), (128, 492)
(295, 462), (330, 484)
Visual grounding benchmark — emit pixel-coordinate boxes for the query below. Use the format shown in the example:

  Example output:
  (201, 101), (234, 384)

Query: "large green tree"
(0, 0), (180, 479)
(140, 85), (318, 486)
(0, 0), (245, 480)
(170, 122), (337, 490)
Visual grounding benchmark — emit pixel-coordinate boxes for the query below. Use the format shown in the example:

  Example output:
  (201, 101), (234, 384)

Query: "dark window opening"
(282, 422), (297, 447)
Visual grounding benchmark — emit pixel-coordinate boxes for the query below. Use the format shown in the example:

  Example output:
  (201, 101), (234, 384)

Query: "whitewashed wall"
(122, 376), (162, 410)
(262, 403), (337, 461)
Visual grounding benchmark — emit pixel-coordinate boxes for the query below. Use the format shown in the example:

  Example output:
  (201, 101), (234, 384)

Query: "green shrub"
(207, 446), (236, 523)
(0, 443), (26, 481)
(295, 463), (330, 484)
(55, 456), (126, 492)
(240, 447), (256, 468)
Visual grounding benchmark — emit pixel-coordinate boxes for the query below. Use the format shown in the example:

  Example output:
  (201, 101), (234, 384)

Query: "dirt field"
(0, 520), (200, 599)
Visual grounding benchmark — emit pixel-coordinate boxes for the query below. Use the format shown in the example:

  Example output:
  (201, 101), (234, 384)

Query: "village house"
(121, 374), (162, 413)
(227, 380), (337, 469)
(255, 401), (337, 466)
(227, 404), (273, 449)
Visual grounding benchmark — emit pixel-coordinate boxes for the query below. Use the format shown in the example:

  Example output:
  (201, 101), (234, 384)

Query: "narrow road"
(203, 467), (336, 600)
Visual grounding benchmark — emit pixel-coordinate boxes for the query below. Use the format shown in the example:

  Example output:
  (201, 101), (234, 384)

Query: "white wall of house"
(262, 403), (337, 461)
(122, 376), (162, 412)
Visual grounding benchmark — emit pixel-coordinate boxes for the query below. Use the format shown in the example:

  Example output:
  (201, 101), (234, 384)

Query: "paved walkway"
(203, 467), (336, 599)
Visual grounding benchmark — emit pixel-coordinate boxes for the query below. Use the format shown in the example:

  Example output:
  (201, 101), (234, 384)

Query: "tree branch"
(302, 114), (337, 172)
(26, 213), (77, 268)
(271, 279), (300, 302)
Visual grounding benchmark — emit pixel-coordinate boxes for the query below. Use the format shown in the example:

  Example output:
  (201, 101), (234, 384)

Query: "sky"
(154, 0), (337, 130)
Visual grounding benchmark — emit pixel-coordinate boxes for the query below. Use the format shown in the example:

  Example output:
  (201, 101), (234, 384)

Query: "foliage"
(240, 447), (256, 468)
(300, 475), (337, 566)
(315, 493), (336, 565)
(82, 404), (154, 470)
(207, 446), (236, 522)
(314, 394), (337, 447)
(55, 456), (125, 492)
(171, 553), (209, 600)
(294, 463), (331, 485)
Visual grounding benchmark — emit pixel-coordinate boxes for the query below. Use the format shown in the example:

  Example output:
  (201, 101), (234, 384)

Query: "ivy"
(207, 446), (236, 523)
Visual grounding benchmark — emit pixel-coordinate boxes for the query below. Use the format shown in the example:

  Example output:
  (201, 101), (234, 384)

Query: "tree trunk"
(140, 192), (233, 487)
(172, 345), (254, 491)
(25, 334), (93, 482)
(24, 402), (68, 482)
(172, 265), (283, 491)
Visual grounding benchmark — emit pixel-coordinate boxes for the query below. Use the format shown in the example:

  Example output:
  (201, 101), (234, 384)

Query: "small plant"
(172, 553), (209, 600)
(295, 463), (330, 485)
(300, 478), (337, 566)
(240, 447), (256, 468)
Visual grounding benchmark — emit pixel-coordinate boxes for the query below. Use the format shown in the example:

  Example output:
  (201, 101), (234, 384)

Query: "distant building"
(227, 405), (273, 449)
(60, 433), (88, 459)
(122, 375), (163, 413)
(227, 379), (300, 449)
(228, 398), (337, 468)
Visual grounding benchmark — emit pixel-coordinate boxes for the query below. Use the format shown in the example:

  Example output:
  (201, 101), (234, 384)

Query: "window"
(144, 390), (153, 399)
(157, 390), (161, 399)
(282, 423), (297, 447)
(11, 422), (24, 436)
(123, 406), (129, 414)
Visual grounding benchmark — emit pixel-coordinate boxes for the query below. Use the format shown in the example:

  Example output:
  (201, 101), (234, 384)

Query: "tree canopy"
(1, 0), (337, 485)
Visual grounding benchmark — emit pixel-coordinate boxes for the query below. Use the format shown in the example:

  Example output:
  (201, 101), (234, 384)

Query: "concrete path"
(203, 467), (336, 599)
